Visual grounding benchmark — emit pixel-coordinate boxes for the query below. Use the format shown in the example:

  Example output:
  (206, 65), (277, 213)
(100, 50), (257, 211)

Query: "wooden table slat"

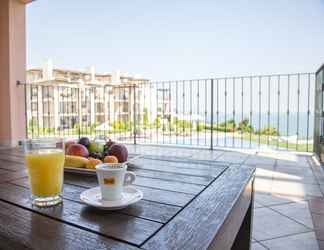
(0, 160), (25, 171)
(0, 169), (28, 184)
(130, 159), (226, 178)
(0, 183), (162, 246)
(0, 154), (25, 164)
(132, 168), (214, 185)
(0, 200), (139, 250)
(11, 177), (182, 224)
(63, 173), (196, 207)
(143, 165), (255, 250)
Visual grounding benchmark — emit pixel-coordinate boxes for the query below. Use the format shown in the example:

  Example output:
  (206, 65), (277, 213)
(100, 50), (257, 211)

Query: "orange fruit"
(104, 155), (119, 164)
(86, 157), (102, 169)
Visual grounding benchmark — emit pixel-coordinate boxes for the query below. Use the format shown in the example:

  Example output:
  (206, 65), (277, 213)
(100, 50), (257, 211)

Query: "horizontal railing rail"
(23, 72), (316, 152)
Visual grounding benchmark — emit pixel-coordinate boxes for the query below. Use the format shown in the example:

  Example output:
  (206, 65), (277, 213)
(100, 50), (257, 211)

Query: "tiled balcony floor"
(126, 145), (324, 250)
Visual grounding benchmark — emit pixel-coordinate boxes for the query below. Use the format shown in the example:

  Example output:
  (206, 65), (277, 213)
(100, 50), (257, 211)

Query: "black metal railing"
(24, 72), (315, 152)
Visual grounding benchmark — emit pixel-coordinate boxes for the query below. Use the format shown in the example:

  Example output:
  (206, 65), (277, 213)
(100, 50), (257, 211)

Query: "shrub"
(238, 118), (254, 133)
(256, 127), (279, 136)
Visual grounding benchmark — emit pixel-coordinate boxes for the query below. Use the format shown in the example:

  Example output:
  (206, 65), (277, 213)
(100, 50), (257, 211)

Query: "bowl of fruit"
(64, 137), (140, 174)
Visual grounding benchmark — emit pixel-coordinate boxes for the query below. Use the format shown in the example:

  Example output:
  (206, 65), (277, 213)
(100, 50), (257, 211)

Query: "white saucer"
(80, 186), (143, 210)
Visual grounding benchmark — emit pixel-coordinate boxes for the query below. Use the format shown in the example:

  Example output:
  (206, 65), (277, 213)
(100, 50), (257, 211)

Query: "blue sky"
(27, 0), (324, 80)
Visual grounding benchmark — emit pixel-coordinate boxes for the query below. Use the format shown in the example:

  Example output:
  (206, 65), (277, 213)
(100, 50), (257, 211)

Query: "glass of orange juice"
(23, 138), (65, 207)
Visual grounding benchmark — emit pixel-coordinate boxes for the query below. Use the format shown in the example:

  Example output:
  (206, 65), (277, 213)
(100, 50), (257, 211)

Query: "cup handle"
(124, 171), (136, 186)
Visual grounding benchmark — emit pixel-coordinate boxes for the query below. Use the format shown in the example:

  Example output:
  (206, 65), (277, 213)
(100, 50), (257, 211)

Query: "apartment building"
(26, 60), (153, 132)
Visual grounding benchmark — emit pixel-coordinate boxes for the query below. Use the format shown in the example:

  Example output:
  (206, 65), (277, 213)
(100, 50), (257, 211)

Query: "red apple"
(65, 140), (76, 153)
(66, 144), (89, 158)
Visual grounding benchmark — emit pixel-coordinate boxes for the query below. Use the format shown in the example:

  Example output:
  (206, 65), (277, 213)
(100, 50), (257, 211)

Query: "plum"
(108, 144), (128, 163)
(78, 137), (90, 148)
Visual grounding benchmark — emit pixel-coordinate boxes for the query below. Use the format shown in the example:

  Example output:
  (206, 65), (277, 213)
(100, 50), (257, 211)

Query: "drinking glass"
(23, 138), (65, 207)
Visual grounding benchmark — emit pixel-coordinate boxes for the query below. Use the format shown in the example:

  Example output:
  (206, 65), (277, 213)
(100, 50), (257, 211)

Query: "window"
(96, 103), (104, 113)
(31, 87), (38, 98)
(118, 89), (128, 100)
(31, 103), (38, 111)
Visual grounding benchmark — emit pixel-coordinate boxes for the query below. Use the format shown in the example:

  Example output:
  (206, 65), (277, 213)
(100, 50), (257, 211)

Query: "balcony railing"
(23, 72), (315, 152)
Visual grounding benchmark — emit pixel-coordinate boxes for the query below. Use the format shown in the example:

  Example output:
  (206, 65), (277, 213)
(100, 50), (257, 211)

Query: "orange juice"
(25, 149), (64, 197)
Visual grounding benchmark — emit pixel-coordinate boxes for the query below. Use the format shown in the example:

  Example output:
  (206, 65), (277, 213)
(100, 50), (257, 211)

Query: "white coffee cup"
(95, 163), (136, 201)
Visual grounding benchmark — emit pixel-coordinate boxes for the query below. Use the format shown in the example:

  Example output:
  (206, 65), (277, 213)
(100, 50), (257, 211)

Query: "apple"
(66, 144), (89, 158)
(64, 140), (76, 153)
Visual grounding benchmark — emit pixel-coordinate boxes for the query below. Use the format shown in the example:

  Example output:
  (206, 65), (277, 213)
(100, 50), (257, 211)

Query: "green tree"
(154, 116), (161, 128)
(238, 118), (254, 133)
(143, 108), (149, 128)
(256, 127), (279, 136)
(196, 122), (204, 132)
(216, 119), (236, 132)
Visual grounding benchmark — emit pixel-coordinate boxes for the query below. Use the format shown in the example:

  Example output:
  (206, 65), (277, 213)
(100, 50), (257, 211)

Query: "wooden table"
(0, 148), (255, 250)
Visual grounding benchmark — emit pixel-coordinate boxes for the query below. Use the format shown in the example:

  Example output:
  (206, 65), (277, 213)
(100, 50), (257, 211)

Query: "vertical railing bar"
(182, 80), (185, 145)
(42, 86), (45, 137)
(115, 87), (117, 141)
(296, 74), (300, 151)
(142, 83), (145, 144)
(197, 80), (200, 146)
(69, 87), (72, 138)
(267, 76), (271, 146)
(67, 87), (70, 138)
(69, 87), (71, 138)
(92, 87), (95, 138)
(258, 76), (261, 148)
(84, 88), (86, 138)
(80, 87), (82, 137)
(150, 81), (152, 144)
(156, 82), (159, 144)
(74, 87), (77, 138)
(233, 78), (235, 147)
(169, 81), (172, 145)
(58, 87), (60, 138)
(277, 76), (280, 149)
(103, 86), (106, 139)
(176, 81), (178, 145)
(241, 77), (244, 148)
(249, 77), (252, 148)
(224, 78), (227, 147)
(133, 85), (137, 145)
(48, 86), (51, 137)
(216, 79), (219, 146)
(24, 84), (28, 138)
(210, 79), (214, 150)
(118, 87), (121, 142)
(162, 81), (165, 145)
(63, 86), (66, 138)
(204, 80), (207, 146)
(306, 73), (311, 152)
(190, 80), (193, 145)
(30, 86), (34, 138)
(287, 75), (290, 149)
(78, 87), (81, 139)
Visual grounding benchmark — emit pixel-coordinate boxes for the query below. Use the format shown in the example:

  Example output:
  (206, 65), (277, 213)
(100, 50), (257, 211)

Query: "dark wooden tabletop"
(0, 148), (255, 250)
